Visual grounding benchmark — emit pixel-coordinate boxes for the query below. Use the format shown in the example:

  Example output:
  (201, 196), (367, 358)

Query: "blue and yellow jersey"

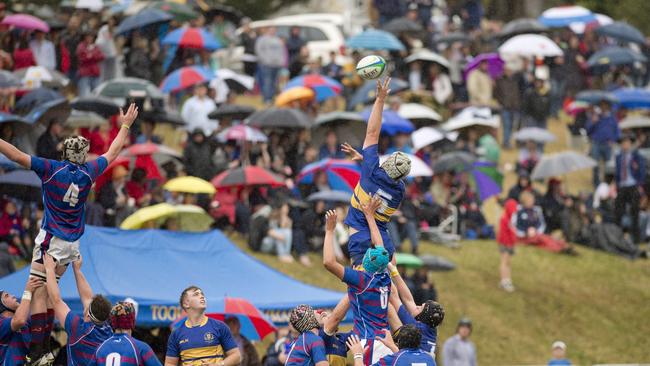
(166, 317), (237, 366)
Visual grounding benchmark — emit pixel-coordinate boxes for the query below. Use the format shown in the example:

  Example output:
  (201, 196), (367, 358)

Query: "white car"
(271, 13), (367, 37)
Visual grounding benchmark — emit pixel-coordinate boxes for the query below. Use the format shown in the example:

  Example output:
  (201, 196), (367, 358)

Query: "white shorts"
(32, 229), (80, 266)
(361, 338), (393, 365)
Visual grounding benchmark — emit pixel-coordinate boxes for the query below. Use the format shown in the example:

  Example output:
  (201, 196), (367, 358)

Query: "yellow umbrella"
(163, 176), (216, 195)
(275, 86), (315, 107)
(120, 203), (214, 232)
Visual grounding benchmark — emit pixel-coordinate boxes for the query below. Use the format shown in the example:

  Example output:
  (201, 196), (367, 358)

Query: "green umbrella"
(395, 253), (423, 268)
(146, 1), (198, 22)
(479, 134), (500, 163)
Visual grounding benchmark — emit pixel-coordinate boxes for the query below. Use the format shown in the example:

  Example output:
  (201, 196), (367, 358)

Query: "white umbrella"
(398, 103), (442, 123)
(498, 34), (563, 58)
(411, 127), (458, 151)
(405, 49), (450, 69)
(619, 116), (650, 129)
(569, 13), (613, 34)
(75, 0), (103, 11)
(513, 127), (556, 142)
(17, 66), (69, 89)
(442, 107), (500, 131)
(214, 69), (255, 91)
(531, 151), (597, 180)
(380, 153), (432, 177)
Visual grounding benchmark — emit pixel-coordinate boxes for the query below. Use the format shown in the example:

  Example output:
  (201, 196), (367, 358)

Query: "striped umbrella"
(297, 158), (360, 193)
(285, 74), (343, 102)
(211, 166), (285, 188)
(217, 125), (268, 143)
(538, 5), (595, 27)
(346, 29), (405, 51)
(160, 66), (214, 93)
(162, 27), (221, 50)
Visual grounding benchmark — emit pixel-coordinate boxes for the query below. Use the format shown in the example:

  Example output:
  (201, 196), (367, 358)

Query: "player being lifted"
(341, 77), (411, 265)
(0, 103), (138, 365)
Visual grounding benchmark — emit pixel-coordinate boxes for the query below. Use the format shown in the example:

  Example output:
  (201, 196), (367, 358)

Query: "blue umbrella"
(0, 112), (34, 135)
(612, 88), (650, 109)
(284, 74), (343, 102)
(0, 170), (41, 201)
(575, 90), (619, 105)
(348, 78), (409, 110)
(346, 29), (405, 51)
(307, 190), (352, 203)
(538, 5), (595, 28)
(14, 87), (63, 114)
(360, 108), (414, 135)
(587, 46), (647, 68)
(24, 98), (71, 125)
(595, 21), (645, 44)
(115, 8), (173, 35)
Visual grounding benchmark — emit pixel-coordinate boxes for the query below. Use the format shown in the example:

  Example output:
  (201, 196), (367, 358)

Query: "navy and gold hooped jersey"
(166, 317), (237, 366)
(344, 144), (405, 232)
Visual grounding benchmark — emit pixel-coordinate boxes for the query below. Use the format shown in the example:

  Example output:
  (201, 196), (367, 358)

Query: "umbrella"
(595, 21), (645, 44)
(115, 8), (172, 35)
(94, 77), (164, 100)
(587, 46), (647, 68)
(211, 166), (285, 188)
(207, 297), (277, 341)
(247, 108), (314, 129)
(73, 0), (103, 11)
(0, 71), (21, 88)
(442, 107), (500, 132)
(217, 125), (268, 143)
(419, 254), (456, 271)
(14, 66), (69, 89)
(160, 66), (215, 93)
(121, 142), (181, 165)
(297, 159), (361, 193)
(70, 96), (120, 117)
(380, 154), (432, 177)
(0, 170), (41, 201)
(612, 88), (650, 109)
(0, 14), (49, 32)
(24, 98), (71, 125)
(139, 109), (185, 126)
(538, 5), (595, 27)
(307, 190), (352, 203)
(205, 4), (245, 24)
(395, 253), (423, 268)
(411, 127), (457, 151)
(213, 69), (255, 93)
(471, 161), (502, 201)
(619, 116), (650, 130)
(0, 113), (33, 136)
(575, 90), (619, 104)
(285, 74), (343, 102)
(498, 18), (547, 38)
(463, 53), (504, 80)
(145, 1), (198, 22)
(95, 156), (163, 192)
(120, 203), (214, 231)
(162, 27), (221, 51)
(65, 110), (107, 128)
(348, 78), (409, 109)
(531, 151), (597, 180)
(14, 88), (63, 114)
(383, 17), (423, 34)
(404, 49), (450, 69)
(513, 127), (556, 143)
(569, 13), (613, 34)
(398, 103), (442, 126)
(564, 100), (589, 116)
(434, 32), (471, 45)
(312, 111), (366, 148)
(163, 176), (216, 195)
(208, 105), (256, 121)
(360, 108), (414, 136)
(431, 151), (476, 173)
(275, 87), (315, 107)
(346, 29), (405, 51)
(498, 34), (563, 57)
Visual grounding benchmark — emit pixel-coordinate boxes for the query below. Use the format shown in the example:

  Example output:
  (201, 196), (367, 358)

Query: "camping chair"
(420, 204), (461, 247)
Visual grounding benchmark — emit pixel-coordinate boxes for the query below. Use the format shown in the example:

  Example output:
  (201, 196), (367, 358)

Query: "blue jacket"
(586, 113), (620, 144)
(511, 205), (546, 237)
(615, 149), (646, 187)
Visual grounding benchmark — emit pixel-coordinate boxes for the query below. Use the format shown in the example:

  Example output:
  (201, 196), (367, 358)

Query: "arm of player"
(323, 210), (345, 280)
(346, 335), (365, 366)
(341, 143), (363, 162)
(362, 195), (384, 248)
(375, 329), (399, 353)
(102, 103), (138, 164)
(323, 296), (349, 335)
(363, 78), (391, 149)
(387, 263), (418, 315)
(0, 139), (30, 168)
(387, 300), (403, 332)
(163, 357), (179, 366)
(72, 256), (94, 310)
(43, 254), (71, 327)
(221, 347), (242, 366)
(11, 277), (43, 331)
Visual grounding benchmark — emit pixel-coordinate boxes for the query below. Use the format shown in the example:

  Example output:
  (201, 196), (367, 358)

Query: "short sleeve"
(65, 312), (83, 342)
(342, 267), (365, 290)
(361, 144), (380, 177)
(30, 156), (55, 180)
(397, 305), (416, 325)
(308, 334), (327, 364)
(218, 322), (238, 352)
(84, 156), (109, 182)
(165, 328), (180, 358)
(0, 316), (13, 339)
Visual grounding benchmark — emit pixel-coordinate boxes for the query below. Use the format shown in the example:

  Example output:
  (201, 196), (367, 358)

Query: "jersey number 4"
(63, 183), (80, 207)
(106, 353), (121, 366)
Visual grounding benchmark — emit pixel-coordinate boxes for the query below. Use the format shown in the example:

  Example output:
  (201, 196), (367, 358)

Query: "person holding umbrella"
(615, 133), (646, 243)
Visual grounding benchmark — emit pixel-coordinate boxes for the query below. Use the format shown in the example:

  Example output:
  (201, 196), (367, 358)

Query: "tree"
(222, 0), (309, 20)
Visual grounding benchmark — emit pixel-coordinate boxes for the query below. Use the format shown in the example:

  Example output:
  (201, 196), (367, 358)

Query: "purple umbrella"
(463, 53), (504, 81)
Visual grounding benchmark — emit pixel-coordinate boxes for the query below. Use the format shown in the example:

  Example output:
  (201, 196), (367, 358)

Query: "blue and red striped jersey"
(398, 305), (438, 356)
(1, 319), (30, 365)
(0, 315), (13, 360)
(372, 348), (436, 366)
(285, 331), (327, 366)
(91, 333), (161, 366)
(65, 312), (113, 366)
(30, 156), (108, 242)
(343, 267), (391, 339)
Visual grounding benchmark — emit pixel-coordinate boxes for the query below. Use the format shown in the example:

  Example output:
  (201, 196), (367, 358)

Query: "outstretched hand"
(341, 143), (363, 162)
(119, 103), (139, 127)
(346, 334), (364, 355)
(376, 77), (391, 101)
(325, 210), (337, 232)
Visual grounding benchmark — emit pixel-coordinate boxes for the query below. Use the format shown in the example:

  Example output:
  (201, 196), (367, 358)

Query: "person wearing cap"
(89, 302), (161, 366)
(0, 277), (44, 364)
(442, 318), (477, 366)
(615, 133), (646, 243)
(323, 198), (393, 365)
(586, 100), (620, 187)
(347, 324), (435, 366)
(284, 304), (329, 366)
(548, 341), (571, 366)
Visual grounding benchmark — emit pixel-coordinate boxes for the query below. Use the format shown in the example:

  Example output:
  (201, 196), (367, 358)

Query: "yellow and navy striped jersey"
(166, 317), (237, 366)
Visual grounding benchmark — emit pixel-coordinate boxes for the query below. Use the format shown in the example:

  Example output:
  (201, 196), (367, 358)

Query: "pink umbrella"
(1, 14), (49, 32)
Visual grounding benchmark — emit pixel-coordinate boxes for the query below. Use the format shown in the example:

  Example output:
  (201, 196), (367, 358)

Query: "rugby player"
(0, 277), (44, 365)
(346, 325), (435, 366)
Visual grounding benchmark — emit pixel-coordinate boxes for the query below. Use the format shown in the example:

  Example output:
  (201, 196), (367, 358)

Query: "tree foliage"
(221, 0), (309, 20)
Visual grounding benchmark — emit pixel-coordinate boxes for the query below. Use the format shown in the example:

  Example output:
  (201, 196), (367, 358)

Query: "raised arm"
(0, 139), (30, 168)
(387, 263), (417, 315)
(323, 210), (345, 279)
(102, 103), (138, 164)
(323, 296), (349, 335)
(363, 78), (391, 149)
(11, 277), (43, 331)
(72, 256), (94, 310)
(361, 195), (384, 248)
(43, 254), (71, 327)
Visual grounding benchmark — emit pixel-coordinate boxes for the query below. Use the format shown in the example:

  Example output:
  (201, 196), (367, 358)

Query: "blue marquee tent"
(0, 227), (344, 326)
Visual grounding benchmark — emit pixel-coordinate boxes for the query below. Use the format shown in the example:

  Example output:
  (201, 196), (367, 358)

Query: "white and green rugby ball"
(356, 55), (386, 80)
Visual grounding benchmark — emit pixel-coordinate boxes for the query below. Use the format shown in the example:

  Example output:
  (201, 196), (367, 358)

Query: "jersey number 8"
(106, 353), (121, 366)
(63, 183), (80, 207)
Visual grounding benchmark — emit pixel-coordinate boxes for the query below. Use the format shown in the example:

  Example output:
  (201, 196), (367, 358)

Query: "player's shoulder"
(206, 317), (230, 332)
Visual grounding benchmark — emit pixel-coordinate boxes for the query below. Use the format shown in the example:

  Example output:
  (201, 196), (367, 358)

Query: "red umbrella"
(95, 156), (162, 192)
(211, 166), (285, 188)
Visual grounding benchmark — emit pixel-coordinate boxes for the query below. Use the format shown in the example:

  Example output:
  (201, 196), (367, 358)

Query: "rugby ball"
(356, 55), (386, 80)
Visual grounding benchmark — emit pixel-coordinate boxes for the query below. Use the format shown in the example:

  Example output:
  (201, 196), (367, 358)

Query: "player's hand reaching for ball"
(341, 142), (363, 162)
(43, 253), (56, 272)
(25, 276), (44, 292)
(325, 210), (337, 232)
(118, 103), (139, 127)
(346, 334), (364, 355)
(376, 77), (391, 101)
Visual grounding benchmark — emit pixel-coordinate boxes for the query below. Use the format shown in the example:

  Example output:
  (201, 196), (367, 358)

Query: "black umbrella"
(587, 46), (647, 68)
(431, 151), (476, 173)
(70, 96), (121, 117)
(595, 21), (645, 45)
(139, 109), (185, 126)
(246, 108), (313, 129)
(419, 254), (456, 271)
(498, 18), (547, 38)
(14, 88), (63, 114)
(315, 111), (365, 125)
(116, 8), (173, 35)
(0, 170), (41, 201)
(24, 98), (71, 126)
(208, 104), (256, 120)
(383, 17), (423, 34)
(0, 70), (20, 88)
(313, 111), (366, 147)
(0, 112), (34, 135)
(205, 4), (245, 24)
